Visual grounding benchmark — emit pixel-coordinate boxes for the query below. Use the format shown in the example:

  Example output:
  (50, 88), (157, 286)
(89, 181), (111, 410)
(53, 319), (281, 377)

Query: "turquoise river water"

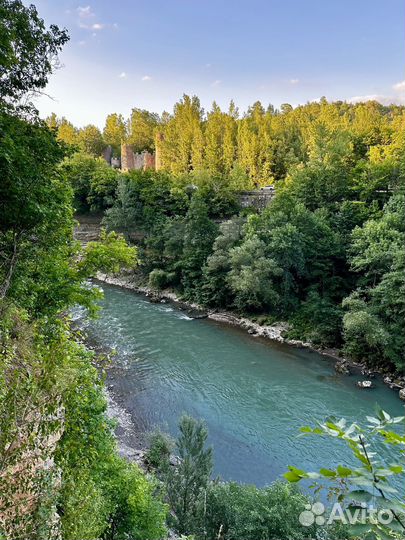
(75, 283), (404, 487)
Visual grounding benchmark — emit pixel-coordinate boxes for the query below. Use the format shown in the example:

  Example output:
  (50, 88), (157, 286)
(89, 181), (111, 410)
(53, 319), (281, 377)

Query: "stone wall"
(121, 143), (136, 171)
(120, 143), (156, 172)
(102, 145), (112, 164)
(144, 152), (155, 170)
(238, 186), (275, 211)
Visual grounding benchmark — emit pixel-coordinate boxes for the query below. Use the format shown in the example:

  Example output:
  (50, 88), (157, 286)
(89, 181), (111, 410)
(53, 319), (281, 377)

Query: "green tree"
(103, 113), (127, 156)
(127, 107), (159, 153)
(61, 153), (118, 211)
(343, 194), (405, 370)
(0, 111), (67, 302)
(57, 117), (79, 147)
(181, 195), (218, 297)
(228, 236), (282, 311)
(165, 416), (213, 536)
(205, 481), (318, 540)
(160, 95), (204, 174)
(0, 0), (68, 108)
(78, 124), (105, 157)
(200, 217), (245, 306)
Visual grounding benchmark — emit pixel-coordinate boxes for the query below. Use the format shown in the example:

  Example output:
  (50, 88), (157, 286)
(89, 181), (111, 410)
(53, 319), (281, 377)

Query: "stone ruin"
(102, 133), (165, 172)
(102, 145), (120, 168)
(239, 185), (275, 211)
(120, 143), (155, 172)
(102, 144), (156, 172)
(102, 145), (112, 164)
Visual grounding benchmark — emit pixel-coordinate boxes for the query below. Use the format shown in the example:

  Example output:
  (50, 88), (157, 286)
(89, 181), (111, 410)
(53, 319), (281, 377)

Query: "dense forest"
(0, 2), (167, 538)
(58, 97), (405, 374)
(1, 1), (404, 539)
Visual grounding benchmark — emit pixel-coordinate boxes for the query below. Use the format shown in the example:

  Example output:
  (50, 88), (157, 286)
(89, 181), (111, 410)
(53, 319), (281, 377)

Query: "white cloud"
(393, 80), (405, 92)
(290, 78), (299, 85)
(77, 6), (107, 31)
(205, 63), (212, 68)
(348, 94), (404, 106)
(347, 80), (405, 106)
(77, 6), (94, 19)
(349, 94), (385, 103)
(78, 40), (86, 46)
(141, 75), (152, 81)
(119, 72), (127, 79)
(211, 79), (221, 87)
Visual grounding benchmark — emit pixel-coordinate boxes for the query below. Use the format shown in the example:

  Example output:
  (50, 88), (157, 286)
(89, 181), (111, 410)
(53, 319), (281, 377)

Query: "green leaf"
(337, 465), (353, 477)
(284, 471), (300, 482)
(320, 468), (336, 477)
(388, 465), (403, 474)
(284, 466), (308, 483)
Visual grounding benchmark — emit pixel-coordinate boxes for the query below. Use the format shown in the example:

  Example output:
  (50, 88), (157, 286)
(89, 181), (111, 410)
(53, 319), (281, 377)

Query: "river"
(74, 282), (404, 487)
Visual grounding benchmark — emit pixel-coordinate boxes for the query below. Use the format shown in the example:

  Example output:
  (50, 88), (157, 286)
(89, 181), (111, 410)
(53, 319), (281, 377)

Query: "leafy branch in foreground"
(285, 409), (405, 539)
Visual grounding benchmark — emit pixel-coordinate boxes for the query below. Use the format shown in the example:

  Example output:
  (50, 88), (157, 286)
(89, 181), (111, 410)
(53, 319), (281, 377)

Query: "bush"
(146, 428), (174, 471)
(289, 290), (343, 347)
(149, 269), (170, 290)
(204, 481), (317, 540)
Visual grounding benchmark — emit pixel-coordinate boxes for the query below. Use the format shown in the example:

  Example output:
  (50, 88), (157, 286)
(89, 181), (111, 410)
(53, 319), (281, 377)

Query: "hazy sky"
(32, 0), (405, 128)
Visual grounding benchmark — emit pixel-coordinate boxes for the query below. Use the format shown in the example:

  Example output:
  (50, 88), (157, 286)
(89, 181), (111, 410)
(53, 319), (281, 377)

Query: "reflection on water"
(75, 283), (405, 487)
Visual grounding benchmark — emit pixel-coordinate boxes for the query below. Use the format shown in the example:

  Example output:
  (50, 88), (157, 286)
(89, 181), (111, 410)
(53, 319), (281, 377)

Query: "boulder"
(361, 367), (375, 378)
(335, 360), (350, 375)
(357, 380), (374, 389)
(399, 388), (405, 401)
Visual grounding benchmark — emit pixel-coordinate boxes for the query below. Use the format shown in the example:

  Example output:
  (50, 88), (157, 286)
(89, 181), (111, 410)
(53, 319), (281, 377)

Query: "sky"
(31, 0), (405, 128)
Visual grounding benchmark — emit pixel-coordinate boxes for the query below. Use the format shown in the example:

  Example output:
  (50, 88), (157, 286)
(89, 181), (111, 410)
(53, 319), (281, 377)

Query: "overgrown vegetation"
(0, 2), (166, 538)
(148, 416), (343, 540)
(62, 99), (405, 373)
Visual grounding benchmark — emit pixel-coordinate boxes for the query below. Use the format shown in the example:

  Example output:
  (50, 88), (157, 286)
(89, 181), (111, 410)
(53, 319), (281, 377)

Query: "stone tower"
(121, 143), (135, 171)
(143, 152), (155, 170)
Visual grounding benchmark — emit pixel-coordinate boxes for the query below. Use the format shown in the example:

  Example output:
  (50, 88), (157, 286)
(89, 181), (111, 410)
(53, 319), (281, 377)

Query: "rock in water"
(335, 360), (350, 375)
(357, 380), (374, 389)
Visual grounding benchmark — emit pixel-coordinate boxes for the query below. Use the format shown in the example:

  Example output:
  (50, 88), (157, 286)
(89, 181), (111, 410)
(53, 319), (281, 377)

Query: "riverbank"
(95, 272), (405, 400)
(76, 281), (405, 490)
(71, 319), (151, 470)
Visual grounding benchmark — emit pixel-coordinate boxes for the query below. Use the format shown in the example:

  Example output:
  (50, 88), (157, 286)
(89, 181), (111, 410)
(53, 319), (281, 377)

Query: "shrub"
(149, 269), (170, 290)
(146, 428), (175, 472)
(204, 481), (317, 540)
